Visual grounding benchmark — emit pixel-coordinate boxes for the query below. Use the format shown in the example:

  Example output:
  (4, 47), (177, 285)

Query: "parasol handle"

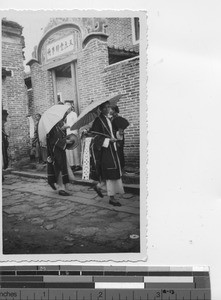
(89, 131), (111, 138)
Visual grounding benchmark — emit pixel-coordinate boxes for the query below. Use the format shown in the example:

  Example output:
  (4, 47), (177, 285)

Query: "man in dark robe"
(47, 115), (73, 196)
(32, 113), (42, 163)
(90, 101), (124, 206)
(2, 110), (9, 181)
(110, 105), (126, 171)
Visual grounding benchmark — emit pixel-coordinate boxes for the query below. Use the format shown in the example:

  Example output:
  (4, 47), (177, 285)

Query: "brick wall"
(77, 38), (109, 113)
(106, 18), (139, 52)
(103, 57), (140, 169)
(27, 88), (34, 116)
(30, 62), (54, 115)
(2, 21), (30, 163)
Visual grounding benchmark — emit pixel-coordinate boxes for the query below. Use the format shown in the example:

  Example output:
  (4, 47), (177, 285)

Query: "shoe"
(72, 165), (82, 172)
(49, 182), (56, 190)
(109, 200), (121, 206)
(58, 190), (70, 196)
(71, 166), (79, 172)
(93, 186), (103, 198)
(75, 166), (82, 171)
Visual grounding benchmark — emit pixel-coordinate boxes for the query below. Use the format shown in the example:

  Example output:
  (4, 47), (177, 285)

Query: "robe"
(66, 111), (80, 166)
(47, 120), (69, 186)
(32, 120), (42, 160)
(111, 118), (126, 170)
(90, 114), (122, 182)
(2, 128), (9, 170)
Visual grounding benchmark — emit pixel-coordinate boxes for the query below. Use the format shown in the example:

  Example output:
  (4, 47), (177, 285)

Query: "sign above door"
(46, 33), (80, 62)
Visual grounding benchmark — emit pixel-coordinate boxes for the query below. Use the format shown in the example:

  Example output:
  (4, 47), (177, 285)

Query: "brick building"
(27, 17), (140, 169)
(2, 19), (30, 164)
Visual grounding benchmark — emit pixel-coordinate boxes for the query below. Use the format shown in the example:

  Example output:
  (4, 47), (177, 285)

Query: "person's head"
(65, 100), (75, 112)
(99, 101), (111, 116)
(110, 105), (119, 117)
(35, 113), (41, 121)
(2, 109), (8, 124)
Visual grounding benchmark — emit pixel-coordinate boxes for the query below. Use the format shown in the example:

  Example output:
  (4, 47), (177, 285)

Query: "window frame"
(131, 17), (140, 45)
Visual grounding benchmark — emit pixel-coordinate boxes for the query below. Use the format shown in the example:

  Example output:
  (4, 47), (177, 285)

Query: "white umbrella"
(70, 94), (123, 131)
(38, 105), (70, 145)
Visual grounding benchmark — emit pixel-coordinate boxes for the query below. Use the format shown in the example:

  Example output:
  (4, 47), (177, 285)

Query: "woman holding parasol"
(38, 104), (78, 196)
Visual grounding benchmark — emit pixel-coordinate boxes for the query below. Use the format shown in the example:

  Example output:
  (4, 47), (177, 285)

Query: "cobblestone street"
(2, 174), (140, 254)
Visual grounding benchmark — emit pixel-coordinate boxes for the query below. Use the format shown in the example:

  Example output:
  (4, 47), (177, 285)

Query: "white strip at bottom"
(95, 283), (144, 289)
(144, 277), (193, 283)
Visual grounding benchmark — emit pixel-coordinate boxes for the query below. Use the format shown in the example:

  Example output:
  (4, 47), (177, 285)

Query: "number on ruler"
(156, 291), (161, 298)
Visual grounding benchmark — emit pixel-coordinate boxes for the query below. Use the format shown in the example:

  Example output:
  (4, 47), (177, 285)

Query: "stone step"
(10, 170), (140, 195)
(20, 164), (140, 183)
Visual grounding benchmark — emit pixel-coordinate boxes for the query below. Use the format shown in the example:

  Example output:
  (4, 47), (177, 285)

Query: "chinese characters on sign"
(46, 33), (80, 61)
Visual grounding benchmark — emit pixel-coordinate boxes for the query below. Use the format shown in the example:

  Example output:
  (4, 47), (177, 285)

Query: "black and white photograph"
(1, 10), (147, 261)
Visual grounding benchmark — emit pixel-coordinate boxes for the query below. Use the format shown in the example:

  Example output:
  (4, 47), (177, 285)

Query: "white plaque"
(46, 34), (75, 60)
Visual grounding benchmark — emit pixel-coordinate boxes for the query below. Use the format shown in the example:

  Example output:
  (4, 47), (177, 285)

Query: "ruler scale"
(0, 266), (211, 300)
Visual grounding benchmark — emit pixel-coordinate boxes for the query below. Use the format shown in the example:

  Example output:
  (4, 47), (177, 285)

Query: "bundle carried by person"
(112, 116), (129, 131)
(66, 133), (79, 150)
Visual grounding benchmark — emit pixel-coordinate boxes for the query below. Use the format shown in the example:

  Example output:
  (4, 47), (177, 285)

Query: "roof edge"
(2, 18), (23, 31)
(26, 59), (39, 66)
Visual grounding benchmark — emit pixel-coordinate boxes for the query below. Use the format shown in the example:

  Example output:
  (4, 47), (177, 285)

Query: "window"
(24, 76), (32, 90)
(132, 17), (140, 44)
(134, 18), (140, 41)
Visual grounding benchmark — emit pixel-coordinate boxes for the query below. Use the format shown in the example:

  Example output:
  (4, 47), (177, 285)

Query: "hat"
(112, 105), (119, 114)
(66, 133), (79, 150)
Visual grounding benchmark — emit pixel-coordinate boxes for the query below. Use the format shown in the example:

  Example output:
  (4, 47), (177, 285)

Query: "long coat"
(32, 120), (42, 160)
(111, 118), (126, 170)
(47, 120), (69, 185)
(2, 128), (9, 170)
(90, 114), (121, 181)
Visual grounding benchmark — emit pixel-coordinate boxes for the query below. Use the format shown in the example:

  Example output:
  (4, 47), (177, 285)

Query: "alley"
(2, 174), (140, 254)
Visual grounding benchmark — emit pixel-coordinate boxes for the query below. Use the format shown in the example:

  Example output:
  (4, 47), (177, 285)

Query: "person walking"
(46, 110), (73, 196)
(110, 106), (129, 172)
(32, 113), (42, 163)
(64, 100), (81, 172)
(2, 109), (9, 181)
(90, 101), (124, 206)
